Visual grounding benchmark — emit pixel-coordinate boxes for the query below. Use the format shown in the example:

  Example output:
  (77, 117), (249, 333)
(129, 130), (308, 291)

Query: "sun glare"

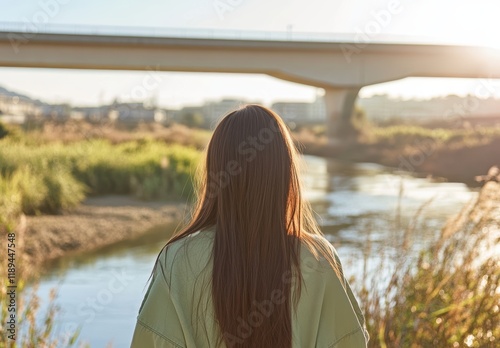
(417, 1), (500, 51)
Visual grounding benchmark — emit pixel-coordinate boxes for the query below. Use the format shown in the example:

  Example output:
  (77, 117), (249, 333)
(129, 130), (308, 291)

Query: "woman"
(130, 105), (369, 348)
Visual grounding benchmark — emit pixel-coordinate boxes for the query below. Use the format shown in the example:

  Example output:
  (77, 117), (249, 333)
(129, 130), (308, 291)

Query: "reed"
(354, 184), (500, 347)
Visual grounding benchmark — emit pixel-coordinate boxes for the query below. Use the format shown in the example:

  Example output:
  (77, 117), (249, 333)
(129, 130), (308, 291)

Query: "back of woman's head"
(166, 104), (339, 347)
(206, 104), (299, 241)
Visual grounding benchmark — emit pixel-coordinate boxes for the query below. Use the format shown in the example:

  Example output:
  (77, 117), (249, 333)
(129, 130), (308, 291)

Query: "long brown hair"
(160, 105), (340, 347)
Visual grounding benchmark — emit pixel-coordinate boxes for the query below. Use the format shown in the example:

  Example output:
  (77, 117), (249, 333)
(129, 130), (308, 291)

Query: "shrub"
(0, 137), (201, 216)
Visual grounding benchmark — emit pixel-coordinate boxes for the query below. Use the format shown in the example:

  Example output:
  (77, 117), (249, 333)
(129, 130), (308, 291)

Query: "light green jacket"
(131, 228), (369, 347)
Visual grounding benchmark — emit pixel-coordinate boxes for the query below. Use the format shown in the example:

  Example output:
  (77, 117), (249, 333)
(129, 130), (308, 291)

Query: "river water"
(33, 155), (477, 347)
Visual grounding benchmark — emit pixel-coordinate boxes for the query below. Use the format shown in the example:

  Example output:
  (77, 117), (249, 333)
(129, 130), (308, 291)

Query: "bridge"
(1, 24), (500, 141)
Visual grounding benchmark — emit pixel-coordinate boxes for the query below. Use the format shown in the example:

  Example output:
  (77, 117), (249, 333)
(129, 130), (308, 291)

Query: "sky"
(1, 0), (500, 107)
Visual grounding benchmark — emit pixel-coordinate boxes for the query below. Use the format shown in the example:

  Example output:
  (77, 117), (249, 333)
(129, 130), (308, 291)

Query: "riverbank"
(294, 125), (500, 185)
(17, 195), (188, 264)
(7, 120), (500, 186)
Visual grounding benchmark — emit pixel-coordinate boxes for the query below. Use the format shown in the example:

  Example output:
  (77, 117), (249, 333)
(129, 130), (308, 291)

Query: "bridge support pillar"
(324, 87), (361, 144)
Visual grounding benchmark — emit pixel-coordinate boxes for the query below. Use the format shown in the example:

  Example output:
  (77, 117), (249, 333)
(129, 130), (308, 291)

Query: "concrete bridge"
(1, 26), (500, 140)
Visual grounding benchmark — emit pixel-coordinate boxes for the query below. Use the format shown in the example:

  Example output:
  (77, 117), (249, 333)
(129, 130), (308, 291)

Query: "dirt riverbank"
(17, 195), (188, 264)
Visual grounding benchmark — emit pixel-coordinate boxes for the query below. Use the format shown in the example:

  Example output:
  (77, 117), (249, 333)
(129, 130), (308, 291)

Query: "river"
(33, 155), (477, 347)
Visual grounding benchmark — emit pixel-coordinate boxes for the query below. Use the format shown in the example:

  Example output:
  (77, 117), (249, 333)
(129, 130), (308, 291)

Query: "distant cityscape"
(1, 85), (500, 128)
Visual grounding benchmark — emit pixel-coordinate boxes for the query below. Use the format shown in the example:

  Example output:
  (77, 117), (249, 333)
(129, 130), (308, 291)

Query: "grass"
(26, 119), (211, 148)
(367, 125), (500, 148)
(353, 183), (500, 348)
(0, 279), (82, 348)
(0, 132), (201, 218)
(295, 123), (500, 149)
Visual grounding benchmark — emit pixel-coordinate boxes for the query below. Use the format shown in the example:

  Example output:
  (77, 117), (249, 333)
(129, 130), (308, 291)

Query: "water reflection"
(303, 156), (474, 229)
(39, 223), (179, 281)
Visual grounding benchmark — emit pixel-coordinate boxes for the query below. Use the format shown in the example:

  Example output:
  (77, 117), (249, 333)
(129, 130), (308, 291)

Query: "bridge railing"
(0, 21), (431, 44)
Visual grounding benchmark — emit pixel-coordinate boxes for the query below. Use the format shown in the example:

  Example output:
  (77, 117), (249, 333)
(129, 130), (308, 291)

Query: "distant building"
(109, 102), (165, 123)
(357, 94), (397, 121)
(271, 102), (310, 122)
(69, 110), (86, 121)
(0, 94), (42, 122)
(309, 96), (326, 121)
(39, 104), (71, 121)
(72, 106), (111, 122)
(271, 96), (326, 124)
(202, 99), (247, 126)
(357, 94), (500, 123)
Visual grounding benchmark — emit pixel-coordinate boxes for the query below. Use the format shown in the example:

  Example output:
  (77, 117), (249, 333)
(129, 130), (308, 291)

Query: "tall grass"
(355, 183), (500, 347)
(0, 174), (22, 231)
(0, 213), (81, 347)
(0, 277), (81, 348)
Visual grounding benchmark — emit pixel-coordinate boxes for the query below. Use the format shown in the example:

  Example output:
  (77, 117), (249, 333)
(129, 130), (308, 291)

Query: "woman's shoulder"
(299, 233), (339, 265)
(156, 227), (216, 277)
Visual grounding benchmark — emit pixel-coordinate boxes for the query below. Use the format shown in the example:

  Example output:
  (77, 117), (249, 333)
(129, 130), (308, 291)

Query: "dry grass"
(27, 120), (211, 149)
(354, 182), (500, 348)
